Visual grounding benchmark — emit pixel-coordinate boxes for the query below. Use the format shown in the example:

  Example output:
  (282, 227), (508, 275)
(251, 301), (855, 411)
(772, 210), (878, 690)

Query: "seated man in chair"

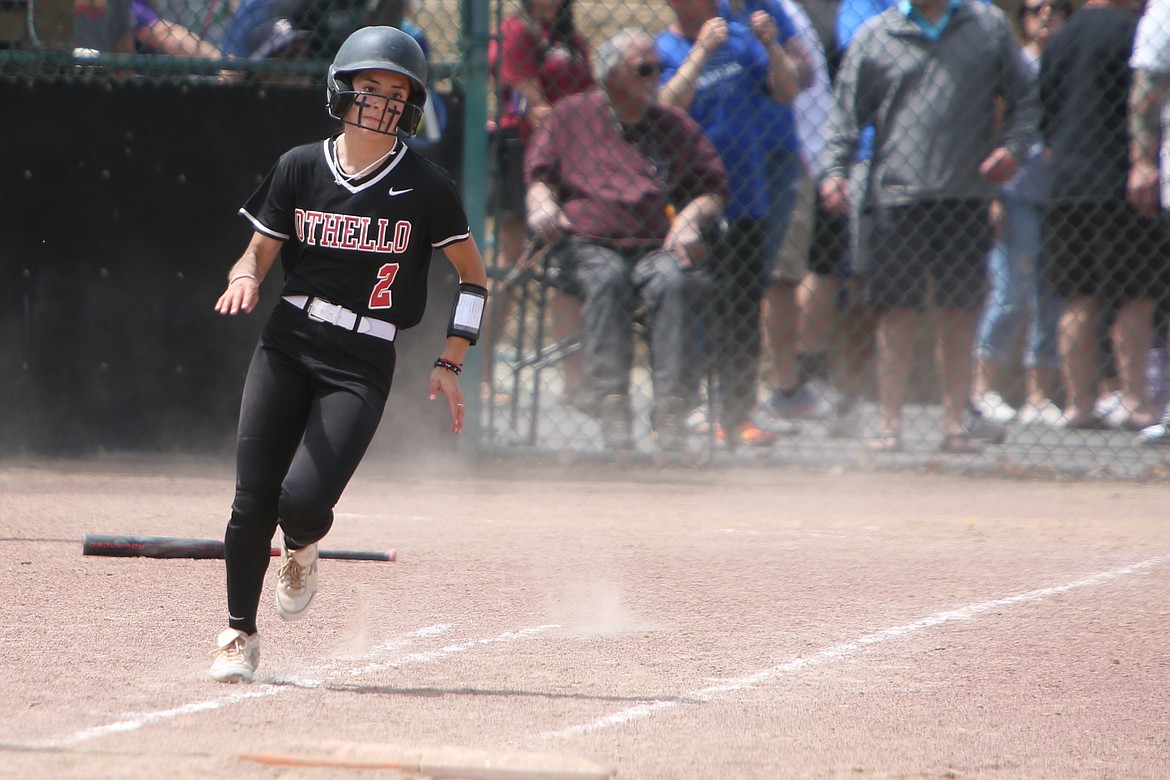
(525, 27), (729, 454)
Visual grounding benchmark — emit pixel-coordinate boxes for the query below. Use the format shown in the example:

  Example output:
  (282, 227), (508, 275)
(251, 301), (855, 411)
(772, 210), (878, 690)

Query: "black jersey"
(241, 136), (470, 329)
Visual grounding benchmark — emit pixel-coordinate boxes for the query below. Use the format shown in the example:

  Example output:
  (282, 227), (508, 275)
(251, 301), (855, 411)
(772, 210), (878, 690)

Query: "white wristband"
(448, 283), (487, 344)
(229, 273), (258, 285)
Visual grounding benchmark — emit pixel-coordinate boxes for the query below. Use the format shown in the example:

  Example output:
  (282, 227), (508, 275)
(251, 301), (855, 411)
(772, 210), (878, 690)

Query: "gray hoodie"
(822, 0), (1038, 209)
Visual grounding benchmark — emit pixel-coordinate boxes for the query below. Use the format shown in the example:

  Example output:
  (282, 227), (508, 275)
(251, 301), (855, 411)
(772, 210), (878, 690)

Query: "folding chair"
(490, 238), (719, 459)
(487, 239), (578, 447)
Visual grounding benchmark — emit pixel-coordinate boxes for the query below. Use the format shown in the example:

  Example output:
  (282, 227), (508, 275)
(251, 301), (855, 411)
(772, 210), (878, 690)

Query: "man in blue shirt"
(658, 0), (803, 448)
(720, 0), (822, 426)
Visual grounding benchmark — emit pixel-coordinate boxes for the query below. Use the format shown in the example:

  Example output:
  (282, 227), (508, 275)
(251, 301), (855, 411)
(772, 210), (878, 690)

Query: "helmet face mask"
(327, 26), (428, 138)
(332, 77), (423, 137)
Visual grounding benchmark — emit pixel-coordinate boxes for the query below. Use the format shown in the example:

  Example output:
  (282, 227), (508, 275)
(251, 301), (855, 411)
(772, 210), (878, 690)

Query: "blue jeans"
(973, 194), (1063, 369)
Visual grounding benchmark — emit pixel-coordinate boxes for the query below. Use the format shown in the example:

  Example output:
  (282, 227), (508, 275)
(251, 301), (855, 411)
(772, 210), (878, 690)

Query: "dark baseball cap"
(247, 17), (310, 59)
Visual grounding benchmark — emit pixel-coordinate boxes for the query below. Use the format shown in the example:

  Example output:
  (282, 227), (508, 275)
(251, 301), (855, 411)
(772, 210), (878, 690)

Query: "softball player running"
(208, 26), (488, 683)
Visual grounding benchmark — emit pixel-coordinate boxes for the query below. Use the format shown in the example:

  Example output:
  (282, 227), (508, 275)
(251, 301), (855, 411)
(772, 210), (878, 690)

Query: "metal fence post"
(458, 0), (491, 451)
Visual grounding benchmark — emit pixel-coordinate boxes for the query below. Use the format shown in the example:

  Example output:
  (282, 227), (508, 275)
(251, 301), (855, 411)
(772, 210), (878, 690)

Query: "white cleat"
(276, 541), (319, 621)
(208, 628), (260, 683)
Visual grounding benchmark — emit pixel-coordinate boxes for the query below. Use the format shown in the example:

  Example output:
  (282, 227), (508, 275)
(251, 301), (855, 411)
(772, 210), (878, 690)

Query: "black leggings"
(225, 309), (393, 634)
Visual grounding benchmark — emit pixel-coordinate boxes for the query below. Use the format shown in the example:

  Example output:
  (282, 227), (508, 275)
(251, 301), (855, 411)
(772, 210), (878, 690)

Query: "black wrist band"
(433, 357), (462, 375)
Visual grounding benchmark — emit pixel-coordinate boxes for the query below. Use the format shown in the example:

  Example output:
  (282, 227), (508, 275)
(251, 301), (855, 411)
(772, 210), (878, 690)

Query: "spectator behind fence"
(718, 0), (812, 432)
(785, 0), (902, 442)
(801, 0), (842, 77)
(821, 0), (1037, 455)
(74, 0), (135, 53)
(133, 0), (222, 58)
(745, 0), (846, 432)
(1039, 0), (1165, 431)
(399, 0), (448, 148)
(830, 0), (990, 266)
(238, 14), (314, 84)
(658, 0), (803, 450)
(221, 0), (280, 57)
(525, 29), (728, 455)
(786, 0), (880, 442)
(221, 0), (364, 60)
(151, 0), (233, 49)
(289, 0), (365, 59)
(969, 0), (1070, 429)
(216, 0), (313, 84)
(244, 15), (308, 59)
(487, 0), (594, 406)
(826, 0), (993, 440)
(1127, 0), (1170, 444)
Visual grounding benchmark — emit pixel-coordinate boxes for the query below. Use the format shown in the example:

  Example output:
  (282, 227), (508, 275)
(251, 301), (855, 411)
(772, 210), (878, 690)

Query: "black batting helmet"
(326, 26), (428, 138)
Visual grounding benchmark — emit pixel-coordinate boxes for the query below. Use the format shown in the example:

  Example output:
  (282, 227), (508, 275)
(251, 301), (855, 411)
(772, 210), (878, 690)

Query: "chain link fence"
(3, 0), (1170, 479)
(0, 0), (466, 83)
(481, 0), (1170, 480)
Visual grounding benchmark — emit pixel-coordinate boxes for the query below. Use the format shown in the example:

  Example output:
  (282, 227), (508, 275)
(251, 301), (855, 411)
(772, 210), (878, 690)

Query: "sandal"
(939, 432), (984, 454)
(865, 434), (904, 453)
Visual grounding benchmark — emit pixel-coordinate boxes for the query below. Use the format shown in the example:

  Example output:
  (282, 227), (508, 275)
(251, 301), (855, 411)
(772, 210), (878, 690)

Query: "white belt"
(282, 295), (397, 342)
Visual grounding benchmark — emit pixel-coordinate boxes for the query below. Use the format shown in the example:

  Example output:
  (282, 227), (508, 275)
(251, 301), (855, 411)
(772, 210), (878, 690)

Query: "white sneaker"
(687, 406), (713, 435)
(208, 628), (260, 683)
(1016, 400), (1063, 427)
(765, 384), (835, 420)
(751, 405), (802, 435)
(974, 391), (1017, 424)
(1134, 419), (1170, 445)
(1093, 390), (1124, 421)
(276, 541), (318, 621)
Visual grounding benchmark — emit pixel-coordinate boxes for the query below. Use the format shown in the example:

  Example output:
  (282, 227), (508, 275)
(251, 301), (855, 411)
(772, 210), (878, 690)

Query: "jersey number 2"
(369, 263), (400, 310)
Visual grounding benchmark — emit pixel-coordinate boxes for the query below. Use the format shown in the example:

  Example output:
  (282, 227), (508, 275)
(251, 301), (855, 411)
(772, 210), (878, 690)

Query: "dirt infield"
(2, 454), (1168, 779)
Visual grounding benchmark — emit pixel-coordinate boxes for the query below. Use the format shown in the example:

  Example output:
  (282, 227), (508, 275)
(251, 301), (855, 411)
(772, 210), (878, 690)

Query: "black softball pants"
(224, 309), (393, 635)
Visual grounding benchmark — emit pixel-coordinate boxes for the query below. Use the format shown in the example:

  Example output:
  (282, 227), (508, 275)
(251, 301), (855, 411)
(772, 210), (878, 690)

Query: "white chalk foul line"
(544, 556), (1168, 739)
(334, 624), (562, 680)
(52, 621), (559, 747)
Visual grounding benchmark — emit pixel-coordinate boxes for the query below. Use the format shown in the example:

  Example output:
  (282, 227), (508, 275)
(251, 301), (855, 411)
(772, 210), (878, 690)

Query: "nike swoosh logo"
(388, 187), (414, 197)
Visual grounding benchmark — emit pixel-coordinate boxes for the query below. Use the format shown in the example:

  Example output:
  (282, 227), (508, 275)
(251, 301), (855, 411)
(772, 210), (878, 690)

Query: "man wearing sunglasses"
(525, 29), (729, 456)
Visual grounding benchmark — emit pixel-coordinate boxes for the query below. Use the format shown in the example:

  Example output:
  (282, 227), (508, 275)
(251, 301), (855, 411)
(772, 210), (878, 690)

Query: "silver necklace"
(335, 140), (397, 185)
